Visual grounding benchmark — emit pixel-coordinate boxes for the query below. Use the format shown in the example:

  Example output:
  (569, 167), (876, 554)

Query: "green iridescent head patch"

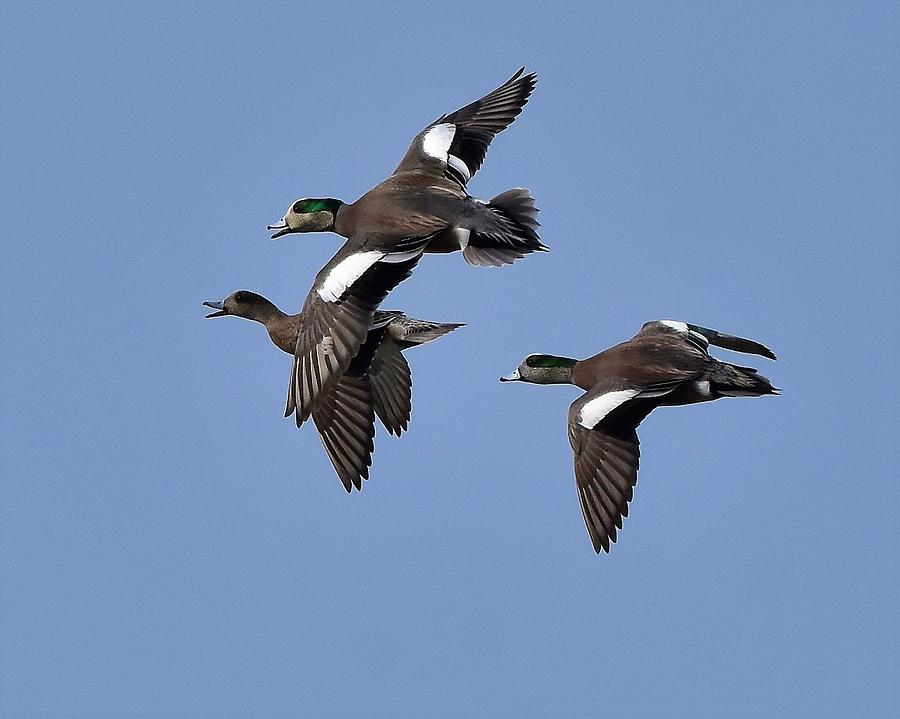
(525, 354), (576, 369)
(292, 198), (341, 215)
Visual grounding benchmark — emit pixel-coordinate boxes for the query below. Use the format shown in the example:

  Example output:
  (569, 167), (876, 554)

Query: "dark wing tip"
(569, 416), (640, 557)
(731, 338), (778, 360)
(687, 323), (778, 360)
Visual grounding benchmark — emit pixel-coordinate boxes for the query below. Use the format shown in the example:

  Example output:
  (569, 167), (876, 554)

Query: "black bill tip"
(203, 300), (226, 318)
(267, 221), (290, 240)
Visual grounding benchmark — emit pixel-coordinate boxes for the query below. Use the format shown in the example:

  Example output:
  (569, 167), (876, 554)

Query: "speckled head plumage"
(267, 198), (343, 239)
(500, 353), (577, 384)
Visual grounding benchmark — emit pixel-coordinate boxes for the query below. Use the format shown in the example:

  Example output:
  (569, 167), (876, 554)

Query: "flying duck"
(204, 291), (462, 492)
(500, 320), (779, 554)
(266, 69), (545, 427)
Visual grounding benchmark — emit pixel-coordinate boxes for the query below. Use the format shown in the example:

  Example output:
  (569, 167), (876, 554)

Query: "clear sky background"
(2, 2), (898, 717)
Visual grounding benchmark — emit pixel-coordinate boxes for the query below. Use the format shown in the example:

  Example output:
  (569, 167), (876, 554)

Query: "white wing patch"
(421, 123), (456, 161)
(660, 320), (689, 332)
(660, 319), (709, 348)
(578, 389), (640, 428)
(317, 251), (383, 303)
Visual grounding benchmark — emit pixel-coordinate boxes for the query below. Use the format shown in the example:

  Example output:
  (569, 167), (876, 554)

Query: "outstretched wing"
(285, 242), (424, 427)
(567, 379), (668, 554)
(369, 338), (413, 436)
(569, 421), (641, 555)
(394, 68), (538, 186)
(312, 373), (376, 492)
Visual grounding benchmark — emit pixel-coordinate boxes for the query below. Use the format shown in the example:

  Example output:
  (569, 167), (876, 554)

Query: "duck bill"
(267, 220), (291, 239)
(499, 369), (521, 382)
(203, 300), (227, 318)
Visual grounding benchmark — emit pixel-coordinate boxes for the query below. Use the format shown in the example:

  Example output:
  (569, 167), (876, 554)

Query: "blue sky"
(2, 1), (898, 716)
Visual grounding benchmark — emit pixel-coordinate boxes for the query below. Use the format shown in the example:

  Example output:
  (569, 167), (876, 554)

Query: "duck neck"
(260, 310), (300, 355)
(330, 200), (354, 237)
(238, 302), (297, 354)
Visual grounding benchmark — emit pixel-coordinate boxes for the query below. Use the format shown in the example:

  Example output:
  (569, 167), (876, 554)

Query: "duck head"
(267, 197), (343, 238)
(203, 290), (276, 322)
(500, 354), (577, 384)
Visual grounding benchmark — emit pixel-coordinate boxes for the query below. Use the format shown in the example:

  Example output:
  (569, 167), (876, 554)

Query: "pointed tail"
(403, 321), (463, 346)
(385, 314), (465, 348)
(463, 188), (546, 266)
(710, 361), (780, 398)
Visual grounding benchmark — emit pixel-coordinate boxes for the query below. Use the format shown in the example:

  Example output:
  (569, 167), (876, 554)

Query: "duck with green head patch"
(266, 70), (545, 428)
(203, 290), (462, 492)
(268, 68), (544, 266)
(501, 320), (779, 554)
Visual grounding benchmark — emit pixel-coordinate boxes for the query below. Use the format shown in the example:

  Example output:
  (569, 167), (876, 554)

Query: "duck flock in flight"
(205, 69), (778, 554)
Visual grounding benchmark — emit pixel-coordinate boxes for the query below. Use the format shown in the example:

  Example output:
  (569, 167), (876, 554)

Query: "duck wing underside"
(567, 377), (663, 555)
(566, 366), (697, 555)
(393, 68), (537, 186)
(312, 372), (376, 492)
(568, 418), (642, 555)
(285, 246), (423, 427)
(368, 338), (413, 437)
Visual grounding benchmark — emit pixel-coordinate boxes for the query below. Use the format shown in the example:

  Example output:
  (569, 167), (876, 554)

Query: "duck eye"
(292, 201), (304, 214)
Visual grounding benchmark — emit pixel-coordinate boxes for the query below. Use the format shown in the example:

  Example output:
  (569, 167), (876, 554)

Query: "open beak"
(203, 300), (227, 318)
(499, 369), (521, 382)
(267, 220), (291, 239)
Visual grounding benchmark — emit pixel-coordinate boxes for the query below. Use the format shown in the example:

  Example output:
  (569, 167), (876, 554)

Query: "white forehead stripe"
(660, 320), (689, 332)
(421, 123), (456, 161)
(578, 390), (639, 428)
(317, 251), (383, 303)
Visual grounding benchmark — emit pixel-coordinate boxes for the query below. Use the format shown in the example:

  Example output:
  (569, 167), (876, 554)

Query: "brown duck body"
(501, 319), (779, 554)
(571, 332), (717, 405)
(249, 304), (457, 360)
(204, 291), (462, 491)
(333, 171), (542, 258)
(265, 69), (544, 429)
(334, 173), (464, 246)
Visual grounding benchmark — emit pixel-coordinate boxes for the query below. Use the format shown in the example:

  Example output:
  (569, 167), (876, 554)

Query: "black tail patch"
(463, 188), (546, 266)
(712, 362), (780, 397)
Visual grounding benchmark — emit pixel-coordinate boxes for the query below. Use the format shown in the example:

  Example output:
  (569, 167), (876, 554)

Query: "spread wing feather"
(394, 68), (537, 183)
(285, 247), (422, 427)
(566, 380), (661, 554)
(312, 373), (375, 492)
(369, 339), (413, 436)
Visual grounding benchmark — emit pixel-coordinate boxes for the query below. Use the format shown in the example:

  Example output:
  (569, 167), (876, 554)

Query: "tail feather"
(463, 188), (546, 267)
(384, 314), (464, 348)
(711, 362), (780, 398)
(402, 321), (464, 345)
